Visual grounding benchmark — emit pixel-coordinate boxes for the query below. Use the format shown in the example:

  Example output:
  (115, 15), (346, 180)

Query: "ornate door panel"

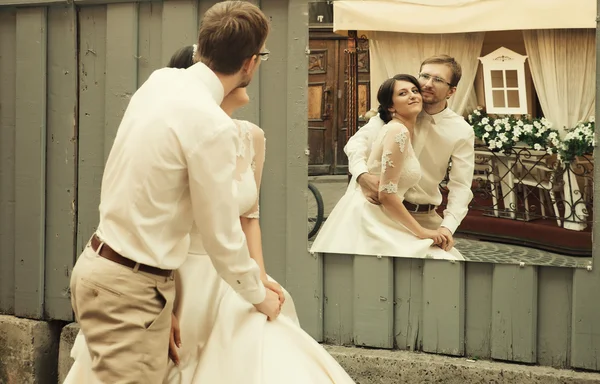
(308, 32), (370, 176)
(308, 39), (337, 175)
(336, 39), (370, 175)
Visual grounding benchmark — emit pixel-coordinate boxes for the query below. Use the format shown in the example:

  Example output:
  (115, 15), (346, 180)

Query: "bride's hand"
(263, 279), (285, 305)
(254, 288), (281, 321)
(169, 313), (181, 366)
(418, 228), (448, 248)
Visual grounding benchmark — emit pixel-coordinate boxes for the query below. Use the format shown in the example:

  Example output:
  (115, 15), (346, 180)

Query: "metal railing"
(440, 145), (594, 229)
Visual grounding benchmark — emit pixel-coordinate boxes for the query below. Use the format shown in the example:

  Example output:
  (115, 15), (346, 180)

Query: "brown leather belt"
(90, 234), (173, 277)
(403, 201), (436, 213)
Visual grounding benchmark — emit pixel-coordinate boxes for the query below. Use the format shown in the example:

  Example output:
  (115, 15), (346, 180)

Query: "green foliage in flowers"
(467, 107), (595, 163)
(557, 119), (595, 163)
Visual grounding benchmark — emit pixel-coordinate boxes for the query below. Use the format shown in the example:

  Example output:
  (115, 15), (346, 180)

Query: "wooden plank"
(353, 255), (394, 348)
(137, 2), (163, 85)
(537, 267), (572, 368)
(76, 5), (107, 253)
(104, 3), (138, 158)
(0, 0), (65, 6)
(491, 264), (538, 363)
(0, 9), (17, 315)
(278, 0), (321, 340)
(422, 260), (465, 356)
(14, 6), (47, 319)
(571, 21), (600, 369)
(571, 267), (600, 370)
(465, 262), (493, 360)
(44, 4), (77, 321)
(161, 0), (198, 65)
(259, 0), (288, 284)
(75, 0), (153, 3)
(0, 0), (153, 5)
(323, 254), (353, 345)
(394, 259), (423, 351)
(197, 0), (219, 18)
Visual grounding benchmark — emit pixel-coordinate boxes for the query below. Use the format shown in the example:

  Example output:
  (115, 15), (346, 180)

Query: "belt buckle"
(412, 203), (420, 213)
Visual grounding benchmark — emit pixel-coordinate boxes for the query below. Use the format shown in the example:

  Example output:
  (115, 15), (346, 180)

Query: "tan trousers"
(411, 210), (444, 231)
(70, 241), (176, 384)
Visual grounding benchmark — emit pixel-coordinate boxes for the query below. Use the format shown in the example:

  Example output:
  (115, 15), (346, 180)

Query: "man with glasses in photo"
(345, 55), (475, 251)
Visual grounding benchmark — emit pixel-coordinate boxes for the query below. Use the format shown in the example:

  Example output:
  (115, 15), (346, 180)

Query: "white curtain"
(523, 29), (595, 231)
(368, 31), (485, 116)
(523, 29), (596, 135)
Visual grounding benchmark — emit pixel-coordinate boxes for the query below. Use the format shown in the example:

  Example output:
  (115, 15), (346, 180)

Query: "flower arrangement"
(557, 118), (595, 163)
(468, 107), (558, 155)
(467, 107), (595, 163)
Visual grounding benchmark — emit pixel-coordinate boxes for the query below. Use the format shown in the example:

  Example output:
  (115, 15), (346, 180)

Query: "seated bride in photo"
(311, 75), (464, 261)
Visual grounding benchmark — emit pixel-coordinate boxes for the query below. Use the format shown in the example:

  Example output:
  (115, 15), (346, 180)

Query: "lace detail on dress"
(395, 132), (408, 153)
(379, 181), (398, 194)
(381, 150), (394, 173)
(245, 205), (260, 219)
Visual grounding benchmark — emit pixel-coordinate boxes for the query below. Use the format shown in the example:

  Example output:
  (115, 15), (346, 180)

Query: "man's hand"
(169, 313), (181, 366)
(254, 288), (281, 321)
(438, 227), (454, 251)
(357, 173), (380, 205)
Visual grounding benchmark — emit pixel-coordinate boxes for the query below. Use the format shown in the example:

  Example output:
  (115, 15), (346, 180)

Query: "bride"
(311, 75), (464, 261)
(63, 45), (355, 384)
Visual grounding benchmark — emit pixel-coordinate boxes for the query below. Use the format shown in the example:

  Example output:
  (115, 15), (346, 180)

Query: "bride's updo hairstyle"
(377, 74), (422, 124)
(167, 45), (195, 69)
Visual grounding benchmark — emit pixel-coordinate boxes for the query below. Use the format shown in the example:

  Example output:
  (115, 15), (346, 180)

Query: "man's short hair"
(197, 1), (269, 75)
(420, 55), (462, 87)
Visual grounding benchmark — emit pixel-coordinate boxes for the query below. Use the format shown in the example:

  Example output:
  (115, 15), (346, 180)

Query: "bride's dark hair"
(167, 45), (195, 69)
(377, 74), (421, 123)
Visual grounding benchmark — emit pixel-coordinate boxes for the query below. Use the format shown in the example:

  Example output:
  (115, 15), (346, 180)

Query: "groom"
(346, 55), (475, 250)
(69, 2), (280, 383)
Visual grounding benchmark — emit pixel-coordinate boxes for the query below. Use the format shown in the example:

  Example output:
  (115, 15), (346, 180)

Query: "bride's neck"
(392, 115), (417, 132)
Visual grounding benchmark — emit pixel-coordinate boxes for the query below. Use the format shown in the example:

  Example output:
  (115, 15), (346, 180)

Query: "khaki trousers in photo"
(70, 242), (176, 384)
(411, 210), (443, 231)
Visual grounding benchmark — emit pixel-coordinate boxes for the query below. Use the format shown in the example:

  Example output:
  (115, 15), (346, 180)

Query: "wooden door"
(308, 32), (370, 176)
(308, 38), (337, 175)
(337, 38), (371, 175)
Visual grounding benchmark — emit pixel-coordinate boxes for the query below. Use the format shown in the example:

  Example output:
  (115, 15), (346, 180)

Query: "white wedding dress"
(64, 120), (355, 384)
(311, 120), (463, 260)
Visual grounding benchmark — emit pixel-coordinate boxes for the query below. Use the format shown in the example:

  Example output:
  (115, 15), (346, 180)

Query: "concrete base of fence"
(19, 320), (600, 384)
(325, 345), (600, 384)
(57, 323), (79, 383)
(0, 315), (61, 384)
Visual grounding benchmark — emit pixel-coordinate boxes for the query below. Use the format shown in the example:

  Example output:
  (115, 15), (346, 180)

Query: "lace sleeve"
(241, 125), (265, 219)
(379, 123), (410, 195)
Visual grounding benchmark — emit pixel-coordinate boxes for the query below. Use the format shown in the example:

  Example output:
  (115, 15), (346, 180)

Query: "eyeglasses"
(418, 73), (454, 88)
(258, 48), (270, 61)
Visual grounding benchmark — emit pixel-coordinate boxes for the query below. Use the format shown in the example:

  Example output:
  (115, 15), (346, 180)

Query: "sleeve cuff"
(440, 217), (459, 234)
(352, 163), (369, 179)
(235, 282), (267, 304)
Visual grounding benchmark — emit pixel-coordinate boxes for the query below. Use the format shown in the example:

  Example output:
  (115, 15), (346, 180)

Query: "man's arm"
(344, 114), (384, 178)
(441, 129), (475, 233)
(187, 123), (266, 304)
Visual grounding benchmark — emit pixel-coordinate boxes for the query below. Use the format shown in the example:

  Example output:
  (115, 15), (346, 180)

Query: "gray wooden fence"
(1, 0), (600, 373)
(0, 0), (310, 325)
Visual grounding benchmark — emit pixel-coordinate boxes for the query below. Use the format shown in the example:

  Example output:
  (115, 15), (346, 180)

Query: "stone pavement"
(307, 175), (592, 269)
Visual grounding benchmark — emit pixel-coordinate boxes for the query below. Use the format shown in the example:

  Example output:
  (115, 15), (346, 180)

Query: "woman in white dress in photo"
(63, 45), (355, 384)
(311, 75), (464, 261)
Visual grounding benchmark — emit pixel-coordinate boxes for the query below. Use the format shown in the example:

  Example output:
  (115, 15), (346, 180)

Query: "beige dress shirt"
(345, 108), (475, 233)
(96, 62), (266, 304)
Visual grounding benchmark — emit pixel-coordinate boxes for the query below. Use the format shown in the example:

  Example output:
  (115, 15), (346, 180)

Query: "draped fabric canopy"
(334, 0), (596, 36)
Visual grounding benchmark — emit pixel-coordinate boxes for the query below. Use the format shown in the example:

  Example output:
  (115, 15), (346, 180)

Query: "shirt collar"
(186, 62), (225, 104)
(424, 106), (452, 124)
